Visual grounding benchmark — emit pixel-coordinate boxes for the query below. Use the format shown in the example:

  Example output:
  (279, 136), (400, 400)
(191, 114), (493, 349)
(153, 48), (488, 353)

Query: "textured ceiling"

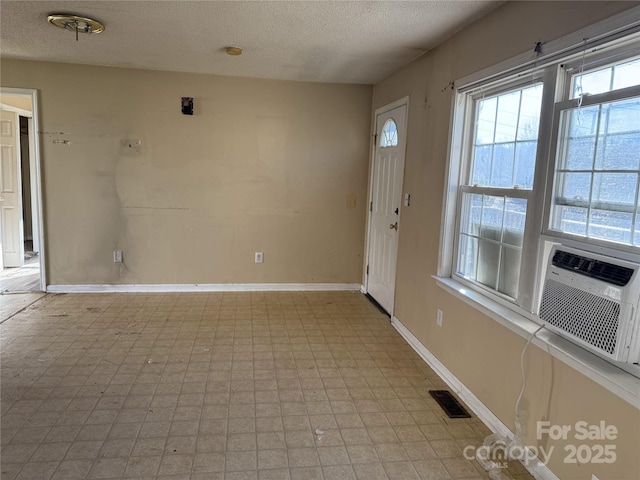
(0, 1), (501, 85)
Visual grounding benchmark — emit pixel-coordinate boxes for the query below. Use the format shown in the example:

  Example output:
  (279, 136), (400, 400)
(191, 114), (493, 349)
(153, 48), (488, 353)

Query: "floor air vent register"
(429, 390), (471, 418)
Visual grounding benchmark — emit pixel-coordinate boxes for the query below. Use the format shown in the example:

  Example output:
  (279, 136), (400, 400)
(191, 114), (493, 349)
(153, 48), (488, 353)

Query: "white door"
(366, 103), (407, 314)
(0, 110), (24, 267)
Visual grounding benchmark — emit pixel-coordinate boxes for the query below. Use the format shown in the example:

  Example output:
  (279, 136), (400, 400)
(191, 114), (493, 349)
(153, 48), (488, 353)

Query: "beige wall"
(0, 61), (372, 285)
(373, 1), (639, 479)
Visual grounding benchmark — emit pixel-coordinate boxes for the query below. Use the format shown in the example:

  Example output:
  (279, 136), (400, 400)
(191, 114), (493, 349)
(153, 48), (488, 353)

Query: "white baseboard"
(391, 315), (560, 480)
(47, 283), (363, 294)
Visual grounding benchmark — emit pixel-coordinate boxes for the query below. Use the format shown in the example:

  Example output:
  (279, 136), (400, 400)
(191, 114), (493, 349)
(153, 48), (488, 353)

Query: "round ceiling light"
(47, 14), (105, 34)
(225, 46), (243, 56)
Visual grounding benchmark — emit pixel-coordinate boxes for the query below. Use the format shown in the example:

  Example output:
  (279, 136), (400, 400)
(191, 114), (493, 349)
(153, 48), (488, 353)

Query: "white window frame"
(449, 74), (557, 314)
(437, 7), (640, 399)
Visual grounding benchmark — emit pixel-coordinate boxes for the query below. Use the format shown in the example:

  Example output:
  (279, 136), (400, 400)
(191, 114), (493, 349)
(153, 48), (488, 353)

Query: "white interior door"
(0, 109), (24, 267)
(366, 103), (407, 314)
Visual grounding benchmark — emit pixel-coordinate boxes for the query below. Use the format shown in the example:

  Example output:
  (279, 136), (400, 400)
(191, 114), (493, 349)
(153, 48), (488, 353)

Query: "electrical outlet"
(255, 252), (264, 264)
(437, 308), (443, 327)
(591, 475), (600, 480)
(113, 250), (123, 263)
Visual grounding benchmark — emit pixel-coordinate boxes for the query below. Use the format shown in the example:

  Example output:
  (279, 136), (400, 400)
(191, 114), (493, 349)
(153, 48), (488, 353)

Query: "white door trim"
(0, 88), (46, 291)
(363, 96), (409, 314)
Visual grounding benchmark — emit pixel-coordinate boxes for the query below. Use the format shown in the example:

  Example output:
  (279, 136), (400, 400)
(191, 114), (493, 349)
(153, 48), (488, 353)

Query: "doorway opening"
(0, 88), (46, 293)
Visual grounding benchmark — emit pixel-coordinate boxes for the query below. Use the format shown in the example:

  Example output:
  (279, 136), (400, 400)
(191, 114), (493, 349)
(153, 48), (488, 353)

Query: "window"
(457, 84), (543, 300)
(443, 24), (640, 314)
(548, 58), (640, 247)
(380, 119), (398, 147)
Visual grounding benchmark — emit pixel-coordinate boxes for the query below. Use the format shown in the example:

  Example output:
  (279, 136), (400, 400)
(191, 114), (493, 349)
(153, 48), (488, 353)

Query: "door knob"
(389, 222), (398, 230)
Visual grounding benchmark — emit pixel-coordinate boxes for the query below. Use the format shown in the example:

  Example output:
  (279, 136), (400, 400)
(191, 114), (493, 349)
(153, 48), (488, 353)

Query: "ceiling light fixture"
(225, 46), (243, 56)
(47, 14), (105, 41)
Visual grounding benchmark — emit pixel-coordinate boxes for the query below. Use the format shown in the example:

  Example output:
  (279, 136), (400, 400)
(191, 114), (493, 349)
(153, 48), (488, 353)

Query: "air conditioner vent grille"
(552, 250), (633, 286)
(540, 279), (620, 354)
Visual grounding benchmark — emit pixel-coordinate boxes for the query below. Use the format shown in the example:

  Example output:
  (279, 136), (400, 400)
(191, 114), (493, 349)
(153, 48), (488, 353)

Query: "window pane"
(604, 97), (640, 134)
(498, 246), (521, 298)
(514, 141), (536, 188)
(595, 98), (640, 172)
(471, 145), (492, 186)
(494, 91), (520, 143)
(588, 210), (633, 244)
(552, 205), (587, 235)
(565, 136), (596, 170)
(595, 133), (640, 170)
(490, 143), (515, 188)
(573, 68), (612, 98)
(503, 198), (526, 247)
(480, 195), (504, 240)
(460, 193), (482, 235)
(457, 234), (478, 278)
(470, 84), (542, 190)
(613, 58), (640, 90)
(592, 173), (637, 206)
(380, 119), (398, 147)
(557, 172), (592, 202)
(517, 85), (543, 141)
(568, 105), (599, 138)
(477, 239), (500, 289)
(476, 97), (497, 145)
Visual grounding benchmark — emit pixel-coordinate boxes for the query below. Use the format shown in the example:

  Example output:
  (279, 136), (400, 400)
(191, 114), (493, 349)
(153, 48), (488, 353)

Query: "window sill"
(433, 275), (640, 409)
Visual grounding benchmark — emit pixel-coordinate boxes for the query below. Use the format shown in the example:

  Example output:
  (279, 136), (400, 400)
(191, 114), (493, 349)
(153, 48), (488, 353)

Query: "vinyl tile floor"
(0, 292), (46, 322)
(0, 291), (534, 480)
(1, 255), (41, 293)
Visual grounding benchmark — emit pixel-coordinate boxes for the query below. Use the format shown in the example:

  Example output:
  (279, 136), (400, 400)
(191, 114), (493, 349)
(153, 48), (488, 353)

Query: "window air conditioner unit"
(539, 245), (640, 364)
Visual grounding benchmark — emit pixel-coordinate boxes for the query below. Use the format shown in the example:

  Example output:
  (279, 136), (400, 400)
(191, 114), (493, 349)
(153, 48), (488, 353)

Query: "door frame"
(0, 87), (47, 291)
(363, 96), (409, 315)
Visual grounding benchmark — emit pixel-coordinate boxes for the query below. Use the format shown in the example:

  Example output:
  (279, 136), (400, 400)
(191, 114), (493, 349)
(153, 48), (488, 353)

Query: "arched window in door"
(380, 118), (398, 147)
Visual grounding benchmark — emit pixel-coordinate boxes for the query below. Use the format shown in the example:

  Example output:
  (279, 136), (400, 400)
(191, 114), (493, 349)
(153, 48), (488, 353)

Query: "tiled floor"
(0, 292), (46, 322)
(1, 255), (41, 293)
(0, 291), (534, 480)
